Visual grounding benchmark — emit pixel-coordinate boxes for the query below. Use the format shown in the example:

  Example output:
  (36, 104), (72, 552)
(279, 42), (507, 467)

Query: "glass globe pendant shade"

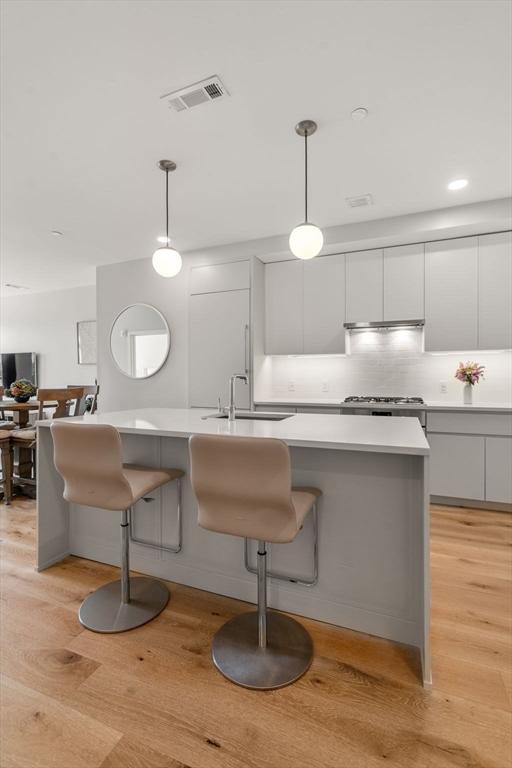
(289, 223), (324, 260)
(152, 246), (182, 278)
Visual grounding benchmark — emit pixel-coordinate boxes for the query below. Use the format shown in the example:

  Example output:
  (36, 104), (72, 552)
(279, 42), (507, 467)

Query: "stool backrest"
(50, 422), (132, 510)
(67, 383), (99, 415)
(189, 434), (296, 541)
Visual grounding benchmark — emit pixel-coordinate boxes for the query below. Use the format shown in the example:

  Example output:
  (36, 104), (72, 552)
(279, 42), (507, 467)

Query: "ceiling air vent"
(161, 76), (229, 113)
(346, 194), (373, 208)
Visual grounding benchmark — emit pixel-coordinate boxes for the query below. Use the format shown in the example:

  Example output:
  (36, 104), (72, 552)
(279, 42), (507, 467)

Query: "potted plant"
(455, 362), (485, 404)
(6, 379), (36, 403)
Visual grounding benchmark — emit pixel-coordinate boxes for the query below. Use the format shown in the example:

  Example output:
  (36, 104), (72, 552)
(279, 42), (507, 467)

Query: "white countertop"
(37, 407), (430, 456)
(255, 398), (512, 414)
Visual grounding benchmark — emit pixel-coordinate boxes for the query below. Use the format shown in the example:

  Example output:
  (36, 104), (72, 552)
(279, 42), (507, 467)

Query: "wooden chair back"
(36, 388), (84, 419)
(67, 383), (99, 415)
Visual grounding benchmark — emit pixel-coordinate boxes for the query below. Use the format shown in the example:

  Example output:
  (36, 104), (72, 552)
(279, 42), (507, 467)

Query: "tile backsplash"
(261, 328), (512, 403)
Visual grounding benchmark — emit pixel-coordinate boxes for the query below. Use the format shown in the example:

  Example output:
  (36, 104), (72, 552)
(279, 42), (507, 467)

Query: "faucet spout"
(228, 374), (249, 421)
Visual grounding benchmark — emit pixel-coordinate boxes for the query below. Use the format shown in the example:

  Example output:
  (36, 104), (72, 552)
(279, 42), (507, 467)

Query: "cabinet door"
(425, 237), (478, 351)
(190, 260), (250, 295)
(485, 437), (512, 503)
(428, 433), (485, 500)
(264, 261), (303, 354)
(478, 232), (512, 350)
(383, 244), (424, 321)
(303, 254), (345, 353)
(345, 250), (383, 323)
(190, 289), (250, 408)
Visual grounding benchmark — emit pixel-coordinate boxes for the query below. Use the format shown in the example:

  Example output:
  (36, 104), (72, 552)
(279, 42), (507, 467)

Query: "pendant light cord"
(165, 169), (169, 244)
(304, 131), (308, 223)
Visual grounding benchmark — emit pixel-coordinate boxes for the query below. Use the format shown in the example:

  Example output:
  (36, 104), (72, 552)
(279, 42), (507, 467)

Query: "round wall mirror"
(110, 304), (170, 379)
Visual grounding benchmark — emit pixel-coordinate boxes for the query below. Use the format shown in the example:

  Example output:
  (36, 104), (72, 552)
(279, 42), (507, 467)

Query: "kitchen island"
(37, 408), (431, 684)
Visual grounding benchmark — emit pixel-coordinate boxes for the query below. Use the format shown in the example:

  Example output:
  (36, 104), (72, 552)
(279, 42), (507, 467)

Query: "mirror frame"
(110, 303), (171, 379)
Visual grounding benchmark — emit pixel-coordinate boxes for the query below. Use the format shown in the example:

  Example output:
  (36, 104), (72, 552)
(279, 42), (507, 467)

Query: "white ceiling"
(1, 0), (511, 295)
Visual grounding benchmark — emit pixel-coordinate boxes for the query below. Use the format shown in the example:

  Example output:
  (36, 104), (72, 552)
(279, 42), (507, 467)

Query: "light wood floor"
(0, 499), (511, 768)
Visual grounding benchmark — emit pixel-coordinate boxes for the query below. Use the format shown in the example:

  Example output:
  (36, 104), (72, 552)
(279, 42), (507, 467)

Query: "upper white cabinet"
(383, 244), (424, 321)
(264, 260), (303, 355)
(345, 250), (383, 323)
(478, 232), (512, 350)
(303, 254), (345, 354)
(425, 237), (479, 352)
(190, 260), (250, 295)
(265, 255), (346, 354)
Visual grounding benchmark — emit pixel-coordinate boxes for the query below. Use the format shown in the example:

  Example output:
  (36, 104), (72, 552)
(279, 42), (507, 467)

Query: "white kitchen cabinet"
(303, 254), (345, 353)
(345, 250), (383, 323)
(383, 244), (424, 321)
(478, 232), (512, 350)
(425, 237), (478, 352)
(264, 260), (303, 354)
(485, 437), (512, 503)
(428, 433), (485, 500)
(189, 289), (250, 408)
(190, 260), (250, 295)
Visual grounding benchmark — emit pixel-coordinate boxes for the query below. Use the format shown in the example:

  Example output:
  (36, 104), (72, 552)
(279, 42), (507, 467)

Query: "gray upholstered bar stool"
(189, 433), (321, 690)
(51, 421), (184, 633)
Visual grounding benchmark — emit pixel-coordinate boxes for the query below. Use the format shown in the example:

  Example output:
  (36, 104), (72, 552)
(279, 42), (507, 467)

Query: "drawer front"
(485, 437), (512, 504)
(296, 407), (341, 414)
(427, 411), (512, 436)
(428, 433), (485, 500)
(254, 405), (297, 413)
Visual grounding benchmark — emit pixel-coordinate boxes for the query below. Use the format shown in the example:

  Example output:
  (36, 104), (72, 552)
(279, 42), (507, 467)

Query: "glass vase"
(463, 383), (473, 405)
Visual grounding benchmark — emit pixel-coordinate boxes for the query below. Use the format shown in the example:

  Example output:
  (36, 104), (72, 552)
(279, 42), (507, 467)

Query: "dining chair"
(67, 383), (99, 415)
(10, 387), (84, 496)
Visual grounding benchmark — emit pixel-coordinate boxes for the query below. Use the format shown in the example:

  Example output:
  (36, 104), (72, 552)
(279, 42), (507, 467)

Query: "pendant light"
(152, 160), (182, 278)
(289, 120), (323, 260)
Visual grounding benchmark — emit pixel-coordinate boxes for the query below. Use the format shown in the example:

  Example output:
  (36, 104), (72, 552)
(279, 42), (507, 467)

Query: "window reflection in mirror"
(110, 304), (170, 379)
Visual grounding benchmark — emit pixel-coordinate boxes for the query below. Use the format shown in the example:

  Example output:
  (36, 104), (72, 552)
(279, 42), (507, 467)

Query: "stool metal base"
(211, 611), (313, 690)
(78, 576), (169, 633)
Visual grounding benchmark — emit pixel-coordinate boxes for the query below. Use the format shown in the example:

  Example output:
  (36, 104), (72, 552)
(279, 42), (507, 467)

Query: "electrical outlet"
(321, 381), (329, 392)
(288, 380), (295, 392)
(440, 381), (447, 394)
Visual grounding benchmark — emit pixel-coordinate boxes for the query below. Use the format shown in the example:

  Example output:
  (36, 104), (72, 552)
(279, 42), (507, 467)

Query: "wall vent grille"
(346, 194), (373, 208)
(161, 76), (229, 112)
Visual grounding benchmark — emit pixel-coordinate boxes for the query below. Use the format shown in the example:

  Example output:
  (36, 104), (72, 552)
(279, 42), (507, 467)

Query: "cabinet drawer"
(485, 437), (512, 504)
(190, 261), (250, 294)
(427, 411), (512, 436)
(296, 407), (341, 414)
(428, 433), (485, 500)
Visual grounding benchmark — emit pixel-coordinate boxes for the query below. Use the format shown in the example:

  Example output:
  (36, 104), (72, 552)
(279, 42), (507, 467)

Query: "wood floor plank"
(0, 674), (121, 768)
(100, 737), (190, 768)
(0, 499), (511, 768)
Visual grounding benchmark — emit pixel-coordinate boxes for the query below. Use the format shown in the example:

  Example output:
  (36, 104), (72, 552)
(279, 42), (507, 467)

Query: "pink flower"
(455, 361), (485, 386)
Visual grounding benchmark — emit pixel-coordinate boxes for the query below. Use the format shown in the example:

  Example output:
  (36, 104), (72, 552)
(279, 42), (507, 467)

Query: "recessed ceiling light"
(51, 230), (63, 236)
(351, 107), (368, 121)
(447, 179), (468, 191)
(157, 235), (170, 244)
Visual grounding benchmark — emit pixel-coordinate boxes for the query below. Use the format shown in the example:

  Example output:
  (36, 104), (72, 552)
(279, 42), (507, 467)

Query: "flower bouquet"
(6, 379), (36, 403)
(455, 362), (485, 404)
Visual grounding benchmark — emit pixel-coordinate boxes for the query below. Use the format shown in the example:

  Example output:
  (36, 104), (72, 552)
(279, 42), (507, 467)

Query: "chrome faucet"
(228, 374), (248, 421)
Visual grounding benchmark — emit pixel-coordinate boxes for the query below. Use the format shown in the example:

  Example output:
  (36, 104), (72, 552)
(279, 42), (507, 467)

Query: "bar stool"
(51, 421), (184, 633)
(0, 428), (14, 505)
(189, 433), (321, 690)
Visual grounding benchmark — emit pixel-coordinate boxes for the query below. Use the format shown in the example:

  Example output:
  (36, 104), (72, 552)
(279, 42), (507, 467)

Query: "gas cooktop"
(344, 396), (425, 405)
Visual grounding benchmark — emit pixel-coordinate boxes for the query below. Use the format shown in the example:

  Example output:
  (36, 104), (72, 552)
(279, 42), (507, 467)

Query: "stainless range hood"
(344, 319), (425, 330)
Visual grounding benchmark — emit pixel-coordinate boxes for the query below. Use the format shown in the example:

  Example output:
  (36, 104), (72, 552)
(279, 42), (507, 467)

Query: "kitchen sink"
(203, 411), (293, 421)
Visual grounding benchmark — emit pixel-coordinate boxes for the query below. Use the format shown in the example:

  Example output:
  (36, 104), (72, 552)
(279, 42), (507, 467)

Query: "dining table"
(0, 399), (45, 428)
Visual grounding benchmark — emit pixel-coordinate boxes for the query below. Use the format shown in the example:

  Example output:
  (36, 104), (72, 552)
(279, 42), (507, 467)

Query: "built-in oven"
(343, 406), (426, 429)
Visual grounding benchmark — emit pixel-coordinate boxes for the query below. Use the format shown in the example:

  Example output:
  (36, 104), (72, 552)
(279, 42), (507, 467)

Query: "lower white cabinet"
(485, 437), (512, 503)
(428, 433), (485, 500)
(189, 289), (250, 409)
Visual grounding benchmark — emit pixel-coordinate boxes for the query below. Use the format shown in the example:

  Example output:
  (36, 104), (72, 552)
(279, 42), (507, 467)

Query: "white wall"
(263, 329), (512, 404)
(0, 285), (97, 387)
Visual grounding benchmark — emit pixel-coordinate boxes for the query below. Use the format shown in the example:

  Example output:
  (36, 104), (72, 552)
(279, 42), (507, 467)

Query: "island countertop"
(38, 407), (430, 456)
